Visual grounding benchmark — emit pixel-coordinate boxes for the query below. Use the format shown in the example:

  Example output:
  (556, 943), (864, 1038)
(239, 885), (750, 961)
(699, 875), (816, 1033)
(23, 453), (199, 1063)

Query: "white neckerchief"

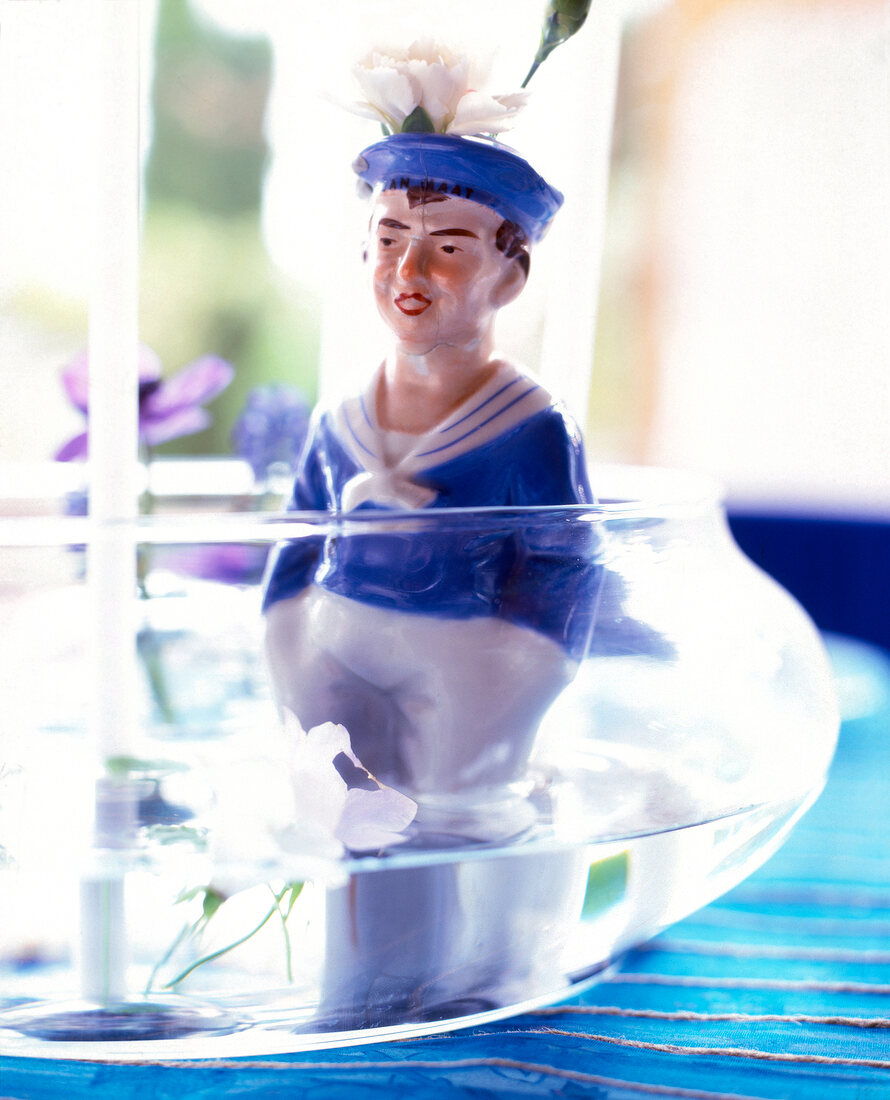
(334, 364), (553, 512)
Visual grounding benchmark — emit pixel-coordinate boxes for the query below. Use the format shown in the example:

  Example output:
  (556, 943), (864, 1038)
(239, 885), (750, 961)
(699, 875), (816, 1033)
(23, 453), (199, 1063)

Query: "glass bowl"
(0, 464), (839, 1059)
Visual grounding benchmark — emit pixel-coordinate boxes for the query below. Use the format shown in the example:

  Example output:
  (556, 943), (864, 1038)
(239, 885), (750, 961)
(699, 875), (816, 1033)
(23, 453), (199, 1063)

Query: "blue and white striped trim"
(333, 363), (554, 481)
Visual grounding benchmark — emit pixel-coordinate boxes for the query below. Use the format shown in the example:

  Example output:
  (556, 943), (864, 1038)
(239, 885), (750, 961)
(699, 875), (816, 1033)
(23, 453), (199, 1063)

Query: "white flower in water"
(280, 711), (417, 858)
(149, 713), (417, 990)
(348, 41), (528, 136)
(205, 725), (299, 897)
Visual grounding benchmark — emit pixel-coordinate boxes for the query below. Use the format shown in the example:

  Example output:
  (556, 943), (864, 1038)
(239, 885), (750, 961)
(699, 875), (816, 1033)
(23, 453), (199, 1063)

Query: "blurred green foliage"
(142, 0), (318, 456)
(146, 0), (271, 216)
(581, 850), (628, 918)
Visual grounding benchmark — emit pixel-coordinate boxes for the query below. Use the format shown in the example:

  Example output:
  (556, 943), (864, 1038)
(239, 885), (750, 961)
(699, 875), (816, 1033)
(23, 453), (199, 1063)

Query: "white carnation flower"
(347, 41), (527, 136)
(279, 711), (417, 858)
(448, 90), (530, 137)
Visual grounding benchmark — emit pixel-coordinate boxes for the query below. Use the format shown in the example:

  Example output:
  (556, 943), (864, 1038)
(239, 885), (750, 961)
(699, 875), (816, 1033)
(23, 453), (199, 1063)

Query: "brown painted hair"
(495, 219), (530, 278)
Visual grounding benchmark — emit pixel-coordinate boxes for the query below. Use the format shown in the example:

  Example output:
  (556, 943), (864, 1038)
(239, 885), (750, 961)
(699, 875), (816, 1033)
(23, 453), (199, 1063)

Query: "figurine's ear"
(491, 258), (527, 309)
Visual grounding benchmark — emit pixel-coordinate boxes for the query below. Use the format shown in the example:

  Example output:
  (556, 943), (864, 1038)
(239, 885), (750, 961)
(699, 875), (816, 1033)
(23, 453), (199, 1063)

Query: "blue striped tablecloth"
(3, 636), (888, 1100)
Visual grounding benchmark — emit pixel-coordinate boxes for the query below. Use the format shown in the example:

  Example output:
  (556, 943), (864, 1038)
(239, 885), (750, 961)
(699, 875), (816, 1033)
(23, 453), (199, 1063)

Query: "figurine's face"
(368, 190), (526, 355)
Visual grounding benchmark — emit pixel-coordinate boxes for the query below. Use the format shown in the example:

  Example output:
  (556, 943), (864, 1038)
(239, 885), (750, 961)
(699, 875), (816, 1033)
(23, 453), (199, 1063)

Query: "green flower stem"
(145, 917), (200, 994)
(136, 628), (178, 725)
(161, 882), (304, 990)
(163, 903), (280, 989)
(277, 882), (304, 983)
(522, 0), (594, 87)
(135, 445), (181, 727)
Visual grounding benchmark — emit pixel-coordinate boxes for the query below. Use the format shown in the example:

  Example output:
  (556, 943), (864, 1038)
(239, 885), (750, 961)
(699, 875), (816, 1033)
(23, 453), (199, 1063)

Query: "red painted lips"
(395, 293), (432, 316)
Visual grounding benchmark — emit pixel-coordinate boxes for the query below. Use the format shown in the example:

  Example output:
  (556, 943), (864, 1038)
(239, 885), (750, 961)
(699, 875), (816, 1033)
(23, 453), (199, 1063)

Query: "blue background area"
(730, 512), (890, 653)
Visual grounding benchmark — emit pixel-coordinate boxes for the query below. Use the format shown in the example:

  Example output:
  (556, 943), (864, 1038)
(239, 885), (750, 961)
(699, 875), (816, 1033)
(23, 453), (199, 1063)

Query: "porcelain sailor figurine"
(263, 44), (599, 1025)
(264, 133), (597, 800)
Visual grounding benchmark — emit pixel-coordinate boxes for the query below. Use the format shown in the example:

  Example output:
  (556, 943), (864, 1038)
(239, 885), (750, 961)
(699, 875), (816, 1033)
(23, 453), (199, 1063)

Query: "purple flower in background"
(55, 346), (235, 461)
(231, 384), (311, 481)
(153, 544), (269, 587)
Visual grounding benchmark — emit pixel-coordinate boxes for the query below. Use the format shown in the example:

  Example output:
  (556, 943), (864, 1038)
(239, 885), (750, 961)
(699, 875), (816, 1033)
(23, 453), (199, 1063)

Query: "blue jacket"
(263, 376), (600, 659)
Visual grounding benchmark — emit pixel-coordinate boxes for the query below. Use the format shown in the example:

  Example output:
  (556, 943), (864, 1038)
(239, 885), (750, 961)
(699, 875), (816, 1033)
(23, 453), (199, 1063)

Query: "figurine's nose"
(396, 238), (426, 283)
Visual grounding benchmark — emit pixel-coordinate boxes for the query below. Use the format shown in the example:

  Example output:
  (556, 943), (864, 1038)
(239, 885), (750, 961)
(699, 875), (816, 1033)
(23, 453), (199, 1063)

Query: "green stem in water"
(277, 882), (304, 984)
(136, 627), (178, 725)
(163, 904), (280, 989)
(135, 443), (180, 725)
(145, 917), (200, 994)
(161, 882), (304, 990)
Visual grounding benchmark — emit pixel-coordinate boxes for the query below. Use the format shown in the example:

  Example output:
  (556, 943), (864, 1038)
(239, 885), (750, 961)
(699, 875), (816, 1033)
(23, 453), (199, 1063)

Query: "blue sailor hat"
(352, 132), (563, 244)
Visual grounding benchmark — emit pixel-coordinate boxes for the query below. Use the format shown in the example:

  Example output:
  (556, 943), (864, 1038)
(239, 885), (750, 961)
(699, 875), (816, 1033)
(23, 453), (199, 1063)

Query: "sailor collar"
(333, 364), (553, 511)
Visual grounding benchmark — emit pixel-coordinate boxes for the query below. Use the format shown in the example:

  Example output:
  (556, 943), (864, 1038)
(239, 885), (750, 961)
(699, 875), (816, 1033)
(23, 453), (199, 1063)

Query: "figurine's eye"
(440, 244), (460, 254)
(378, 237), (395, 247)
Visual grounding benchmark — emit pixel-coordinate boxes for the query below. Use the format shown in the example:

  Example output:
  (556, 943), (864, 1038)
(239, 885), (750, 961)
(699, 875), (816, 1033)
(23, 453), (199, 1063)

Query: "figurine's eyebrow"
(378, 218), (409, 230)
(429, 228), (479, 238)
